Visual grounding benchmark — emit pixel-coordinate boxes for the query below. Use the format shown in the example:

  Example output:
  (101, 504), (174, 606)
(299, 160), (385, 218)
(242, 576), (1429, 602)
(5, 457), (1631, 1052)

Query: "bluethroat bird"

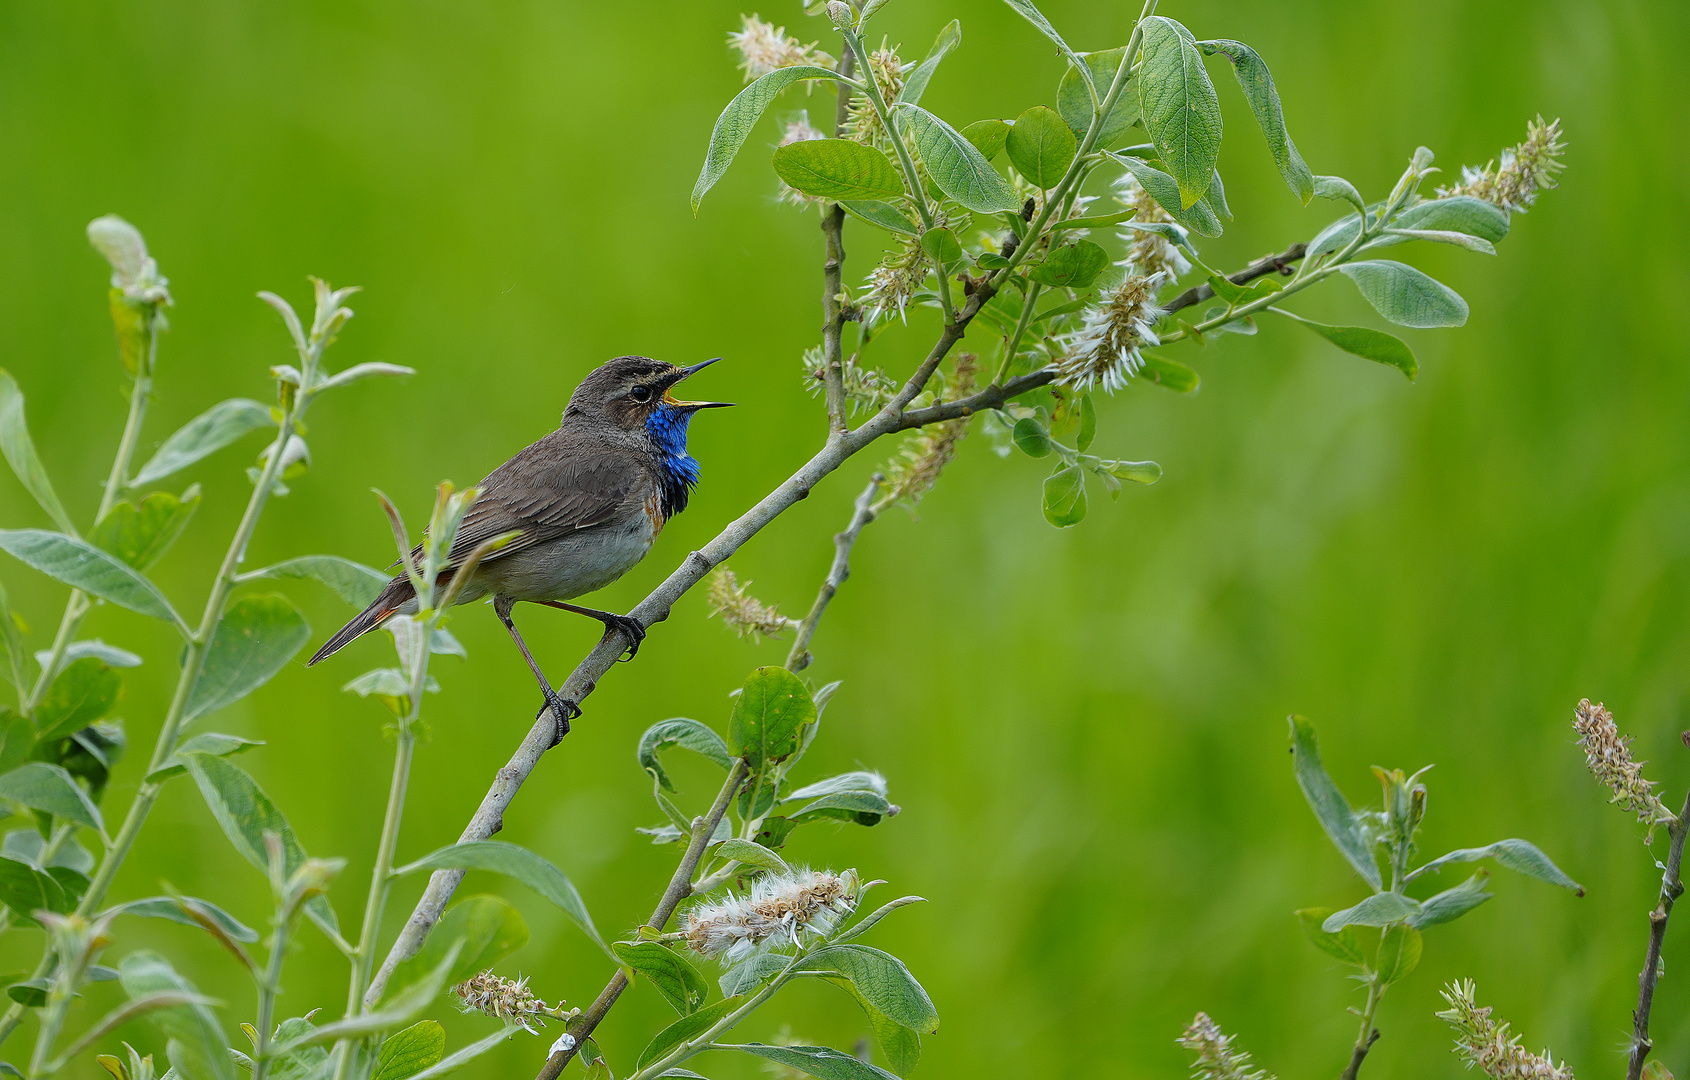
(307, 356), (730, 737)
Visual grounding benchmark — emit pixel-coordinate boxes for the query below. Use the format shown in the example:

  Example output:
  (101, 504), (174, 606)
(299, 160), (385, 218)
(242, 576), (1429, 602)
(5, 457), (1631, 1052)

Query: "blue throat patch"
(645, 404), (701, 517)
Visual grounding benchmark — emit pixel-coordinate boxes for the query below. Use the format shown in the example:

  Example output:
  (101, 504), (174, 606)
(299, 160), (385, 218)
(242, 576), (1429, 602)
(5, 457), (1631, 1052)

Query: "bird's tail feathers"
(307, 579), (413, 665)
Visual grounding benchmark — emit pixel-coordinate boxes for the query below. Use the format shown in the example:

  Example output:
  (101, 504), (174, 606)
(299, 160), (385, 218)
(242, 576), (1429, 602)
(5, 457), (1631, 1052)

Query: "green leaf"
(107, 896), (260, 943)
(34, 657), (121, 741)
(840, 200), (920, 236)
(1391, 196), (1510, 242)
(1027, 240), (1109, 288)
(729, 667), (817, 766)
(1197, 40), (1312, 203)
(387, 894), (529, 1000)
(0, 530), (181, 627)
(1076, 396), (1096, 452)
(1101, 459), (1162, 486)
(1409, 870), (1494, 928)
(1057, 49), (1139, 146)
(1321, 892), (1422, 932)
(145, 733), (265, 783)
(772, 140), (904, 201)
(1411, 838), (1582, 893)
(713, 838), (790, 875)
(729, 1044), (900, 1080)
(1012, 419), (1052, 458)
(818, 974), (920, 1073)
(1275, 310), (1417, 380)
(184, 594), (311, 722)
(397, 840), (610, 960)
(798, 944), (938, 1033)
(0, 370), (76, 535)
(1042, 466), (1087, 528)
(0, 582), (30, 694)
(373, 1020), (446, 1080)
(0, 854), (67, 924)
(613, 941), (710, 1015)
(694, 65), (850, 211)
(0, 763), (104, 835)
(242, 555), (389, 608)
(1005, 106), (1075, 189)
(35, 640), (140, 684)
(130, 399), (273, 488)
(1375, 923), (1422, 986)
(1295, 908), (1365, 966)
(897, 19), (960, 107)
(1136, 17), (1221, 208)
(1136, 353), (1200, 393)
(1313, 174), (1367, 217)
(1110, 155), (1223, 237)
(1378, 226), (1496, 254)
(639, 718), (732, 792)
(959, 120), (1010, 161)
(1339, 260), (1469, 328)
(181, 752), (338, 935)
(919, 227), (963, 266)
(636, 994), (745, 1071)
(91, 487), (201, 570)
(316, 362), (416, 392)
(720, 953), (789, 997)
(119, 951), (236, 1080)
(896, 105), (1019, 213)
(0, 715), (33, 777)
(789, 789), (896, 827)
(1288, 716), (1381, 889)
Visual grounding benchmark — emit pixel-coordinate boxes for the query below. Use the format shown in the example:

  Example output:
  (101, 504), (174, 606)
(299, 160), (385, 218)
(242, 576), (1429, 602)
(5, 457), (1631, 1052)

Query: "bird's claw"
(537, 688), (581, 746)
(603, 614), (647, 662)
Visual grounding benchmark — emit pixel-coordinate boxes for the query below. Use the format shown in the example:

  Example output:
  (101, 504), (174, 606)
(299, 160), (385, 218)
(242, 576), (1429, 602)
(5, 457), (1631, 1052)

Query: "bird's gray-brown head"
(563, 355), (730, 516)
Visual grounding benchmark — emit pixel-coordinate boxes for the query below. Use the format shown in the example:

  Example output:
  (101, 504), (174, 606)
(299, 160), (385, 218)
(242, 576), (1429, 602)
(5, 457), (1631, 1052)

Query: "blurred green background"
(1, 0), (1687, 1075)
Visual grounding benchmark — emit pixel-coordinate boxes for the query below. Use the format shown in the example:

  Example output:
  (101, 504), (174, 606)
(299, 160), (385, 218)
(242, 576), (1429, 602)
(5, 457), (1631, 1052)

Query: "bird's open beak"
(667, 357), (734, 409)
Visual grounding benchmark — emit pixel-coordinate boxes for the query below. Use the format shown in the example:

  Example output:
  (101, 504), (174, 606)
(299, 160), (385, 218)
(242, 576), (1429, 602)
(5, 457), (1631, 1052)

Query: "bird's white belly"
(469, 514), (658, 603)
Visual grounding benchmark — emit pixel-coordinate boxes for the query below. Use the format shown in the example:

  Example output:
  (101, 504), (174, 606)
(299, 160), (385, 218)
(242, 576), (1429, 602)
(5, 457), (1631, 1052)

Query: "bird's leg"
(493, 595), (578, 745)
(534, 600), (647, 661)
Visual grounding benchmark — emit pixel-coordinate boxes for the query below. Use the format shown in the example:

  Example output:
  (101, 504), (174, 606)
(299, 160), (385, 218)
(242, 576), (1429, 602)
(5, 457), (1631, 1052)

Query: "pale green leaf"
(1339, 260), (1469, 328)
(1197, 40), (1312, 202)
(694, 66), (851, 210)
(1136, 17), (1221, 207)
(0, 370), (76, 535)
(130, 398), (273, 488)
(896, 105), (1019, 213)
(1288, 716), (1381, 889)
(0, 530), (181, 627)
(185, 594), (310, 721)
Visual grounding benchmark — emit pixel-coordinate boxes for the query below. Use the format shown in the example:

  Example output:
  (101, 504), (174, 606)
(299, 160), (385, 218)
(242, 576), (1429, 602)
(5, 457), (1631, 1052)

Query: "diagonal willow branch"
(1628, 738), (1690, 1080)
(365, 236), (1307, 1005)
(534, 477), (887, 1080)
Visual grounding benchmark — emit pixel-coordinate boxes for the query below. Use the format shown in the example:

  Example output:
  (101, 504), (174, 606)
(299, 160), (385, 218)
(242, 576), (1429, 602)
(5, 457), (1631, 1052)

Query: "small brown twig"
(819, 47), (856, 435)
(786, 476), (881, 672)
(1628, 736), (1690, 1080)
(1162, 242), (1308, 316)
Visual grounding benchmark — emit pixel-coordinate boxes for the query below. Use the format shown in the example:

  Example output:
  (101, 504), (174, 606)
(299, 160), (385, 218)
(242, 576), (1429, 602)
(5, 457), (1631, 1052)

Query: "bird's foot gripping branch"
(0, 0), (1575, 1076)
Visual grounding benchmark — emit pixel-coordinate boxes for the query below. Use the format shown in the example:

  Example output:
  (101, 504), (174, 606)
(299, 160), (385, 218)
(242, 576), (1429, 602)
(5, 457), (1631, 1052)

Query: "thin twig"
(1628, 739), (1690, 1080)
(786, 477), (881, 672)
(532, 760), (751, 1080)
(820, 47), (855, 435)
(893, 242), (1310, 432)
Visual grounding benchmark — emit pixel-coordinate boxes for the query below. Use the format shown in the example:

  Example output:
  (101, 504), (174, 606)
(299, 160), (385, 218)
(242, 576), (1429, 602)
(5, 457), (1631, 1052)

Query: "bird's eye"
(629, 385), (653, 403)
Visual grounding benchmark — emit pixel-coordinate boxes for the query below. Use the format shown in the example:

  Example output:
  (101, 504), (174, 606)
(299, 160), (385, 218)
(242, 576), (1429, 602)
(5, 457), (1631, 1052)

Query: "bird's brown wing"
(404, 434), (647, 573)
